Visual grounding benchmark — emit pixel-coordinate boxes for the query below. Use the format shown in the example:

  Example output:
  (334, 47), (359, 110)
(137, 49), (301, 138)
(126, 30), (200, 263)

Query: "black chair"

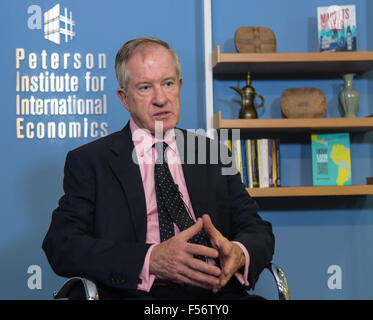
(53, 262), (290, 300)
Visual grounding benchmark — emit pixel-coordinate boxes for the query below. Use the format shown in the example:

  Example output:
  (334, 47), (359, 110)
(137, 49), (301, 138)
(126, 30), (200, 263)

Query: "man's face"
(117, 45), (182, 135)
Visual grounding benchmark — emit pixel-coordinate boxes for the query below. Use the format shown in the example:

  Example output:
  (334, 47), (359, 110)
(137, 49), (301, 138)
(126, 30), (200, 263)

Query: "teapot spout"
(230, 86), (243, 97)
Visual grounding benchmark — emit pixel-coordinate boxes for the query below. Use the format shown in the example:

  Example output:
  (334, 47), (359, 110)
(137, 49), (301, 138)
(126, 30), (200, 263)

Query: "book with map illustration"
(311, 133), (352, 186)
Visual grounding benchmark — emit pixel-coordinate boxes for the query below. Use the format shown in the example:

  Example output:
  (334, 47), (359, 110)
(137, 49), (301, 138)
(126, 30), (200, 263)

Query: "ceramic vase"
(339, 73), (360, 118)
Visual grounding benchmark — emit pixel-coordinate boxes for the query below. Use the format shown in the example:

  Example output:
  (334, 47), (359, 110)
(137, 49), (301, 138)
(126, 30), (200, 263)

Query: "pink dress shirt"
(129, 118), (250, 292)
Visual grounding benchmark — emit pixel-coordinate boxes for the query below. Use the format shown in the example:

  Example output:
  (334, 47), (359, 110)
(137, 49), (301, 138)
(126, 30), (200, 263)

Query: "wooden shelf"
(247, 185), (373, 197)
(213, 111), (373, 197)
(212, 48), (373, 198)
(212, 45), (373, 76)
(213, 111), (373, 133)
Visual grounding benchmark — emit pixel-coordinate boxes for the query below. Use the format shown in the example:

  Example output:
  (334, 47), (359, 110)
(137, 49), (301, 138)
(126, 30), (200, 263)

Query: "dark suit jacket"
(42, 122), (274, 298)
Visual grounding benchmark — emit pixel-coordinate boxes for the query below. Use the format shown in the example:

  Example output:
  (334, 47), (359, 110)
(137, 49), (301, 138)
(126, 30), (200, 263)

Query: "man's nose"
(152, 85), (167, 107)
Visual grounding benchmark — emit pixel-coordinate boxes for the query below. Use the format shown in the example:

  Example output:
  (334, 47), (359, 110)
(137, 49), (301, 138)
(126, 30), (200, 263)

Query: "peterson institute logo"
(18, 4), (109, 141)
(27, 4), (76, 45)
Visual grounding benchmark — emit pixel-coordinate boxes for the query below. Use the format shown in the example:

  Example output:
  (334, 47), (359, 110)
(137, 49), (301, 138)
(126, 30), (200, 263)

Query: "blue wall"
(1, 0), (372, 299)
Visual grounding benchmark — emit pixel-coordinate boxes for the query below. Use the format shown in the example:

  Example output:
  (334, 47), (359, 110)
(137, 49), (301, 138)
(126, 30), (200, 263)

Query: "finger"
(212, 285), (222, 294)
(221, 263), (236, 284)
(185, 242), (219, 259)
(185, 257), (222, 277)
(219, 273), (231, 288)
(179, 265), (221, 289)
(219, 259), (237, 288)
(221, 257), (235, 276)
(219, 238), (232, 257)
(178, 218), (203, 241)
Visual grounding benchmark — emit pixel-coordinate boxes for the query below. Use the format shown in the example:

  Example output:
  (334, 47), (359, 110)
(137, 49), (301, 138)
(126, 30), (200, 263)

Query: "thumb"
(178, 218), (203, 241)
(203, 214), (231, 254)
(202, 214), (220, 239)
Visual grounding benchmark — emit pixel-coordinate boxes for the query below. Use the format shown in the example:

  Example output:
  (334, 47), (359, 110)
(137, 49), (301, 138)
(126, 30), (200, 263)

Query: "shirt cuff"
(232, 241), (250, 287)
(137, 244), (156, 292)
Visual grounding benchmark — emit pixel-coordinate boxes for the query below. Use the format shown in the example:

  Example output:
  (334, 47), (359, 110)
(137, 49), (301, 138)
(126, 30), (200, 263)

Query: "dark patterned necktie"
(154, 142), (210, 257)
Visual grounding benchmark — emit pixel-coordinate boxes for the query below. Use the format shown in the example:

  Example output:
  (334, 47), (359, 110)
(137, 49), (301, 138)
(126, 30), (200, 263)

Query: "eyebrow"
(134, 76), (177, 87)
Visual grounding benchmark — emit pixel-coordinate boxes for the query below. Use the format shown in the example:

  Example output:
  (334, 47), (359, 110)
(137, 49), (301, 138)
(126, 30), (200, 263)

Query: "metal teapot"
(230, 72), (264, 119)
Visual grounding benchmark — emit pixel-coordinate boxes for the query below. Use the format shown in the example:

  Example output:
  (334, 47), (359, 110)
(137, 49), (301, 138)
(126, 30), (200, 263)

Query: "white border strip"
(203, 0), (214, 137)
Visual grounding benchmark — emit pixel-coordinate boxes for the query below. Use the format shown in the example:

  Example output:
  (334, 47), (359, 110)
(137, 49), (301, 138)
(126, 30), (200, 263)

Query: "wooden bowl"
(234, 27), (277, 53)
(281, 88), (327, 118)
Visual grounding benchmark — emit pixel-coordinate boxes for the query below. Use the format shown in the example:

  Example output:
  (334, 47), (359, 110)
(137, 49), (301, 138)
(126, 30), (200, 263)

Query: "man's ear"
(116, 88), (130, 112)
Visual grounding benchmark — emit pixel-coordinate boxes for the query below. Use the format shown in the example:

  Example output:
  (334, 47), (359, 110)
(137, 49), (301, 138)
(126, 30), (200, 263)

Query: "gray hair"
(115, 37), (182, 91)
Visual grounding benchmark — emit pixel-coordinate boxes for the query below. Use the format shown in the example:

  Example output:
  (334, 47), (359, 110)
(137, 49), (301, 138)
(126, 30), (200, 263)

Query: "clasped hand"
(149, 214), (245, 292)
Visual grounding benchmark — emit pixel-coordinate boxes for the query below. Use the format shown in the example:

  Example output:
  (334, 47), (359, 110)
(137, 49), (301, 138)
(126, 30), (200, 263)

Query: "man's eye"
(165, 81), (174, 87)
(140, 86), (150, 91)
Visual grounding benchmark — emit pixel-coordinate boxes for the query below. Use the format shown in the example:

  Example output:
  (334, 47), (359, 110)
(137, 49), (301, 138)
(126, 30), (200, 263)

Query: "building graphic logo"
(44, 4), (75, 45)
(26, 4), (76, 45)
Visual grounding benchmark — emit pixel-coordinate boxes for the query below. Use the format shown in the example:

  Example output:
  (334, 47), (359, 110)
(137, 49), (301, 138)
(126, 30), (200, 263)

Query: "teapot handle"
(255, 93), (265, 109)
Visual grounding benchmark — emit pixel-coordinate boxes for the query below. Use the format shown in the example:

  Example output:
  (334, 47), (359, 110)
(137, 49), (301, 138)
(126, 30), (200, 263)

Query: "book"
(240, 139), (248, 187)
(257, 139), (269, 188)
(244, 139), (253, 188)
(232, 139), (244, 184)
(275, 138), (281, 187)
(251, 139), (259, 187)
(311, 132), (352, 186)
(227, 139), (232, 153)
(270, 139), (281, 187)
(268, 139), (274, 187)
(256, 140), (262, 187)
(227, 138), (239, 176)
(317, 5), (357, 52)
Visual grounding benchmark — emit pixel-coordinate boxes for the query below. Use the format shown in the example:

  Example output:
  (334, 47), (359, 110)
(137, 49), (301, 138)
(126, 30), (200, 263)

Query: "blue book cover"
(311, 133), (352, 186)
(317, 5), (357, 52)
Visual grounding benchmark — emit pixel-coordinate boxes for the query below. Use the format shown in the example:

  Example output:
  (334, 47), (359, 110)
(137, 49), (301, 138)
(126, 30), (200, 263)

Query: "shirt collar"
(130, 117), (178, 157)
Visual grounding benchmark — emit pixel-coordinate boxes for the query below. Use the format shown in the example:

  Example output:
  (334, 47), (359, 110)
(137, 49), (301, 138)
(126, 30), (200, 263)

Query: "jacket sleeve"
(214, 140), (274, 289)
(42, 149), (150, 291)
(226, 167), (275, 289)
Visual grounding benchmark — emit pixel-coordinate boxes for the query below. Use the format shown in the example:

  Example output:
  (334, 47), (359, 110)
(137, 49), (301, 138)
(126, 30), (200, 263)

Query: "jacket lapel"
(109, 123), (147, 243)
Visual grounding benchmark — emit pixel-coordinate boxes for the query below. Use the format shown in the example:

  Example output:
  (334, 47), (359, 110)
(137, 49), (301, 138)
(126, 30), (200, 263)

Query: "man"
(42, 37), (274, 300)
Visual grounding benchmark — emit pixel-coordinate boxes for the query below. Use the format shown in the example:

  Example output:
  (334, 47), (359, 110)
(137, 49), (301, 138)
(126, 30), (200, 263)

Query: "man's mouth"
(153, 111), (171, 120)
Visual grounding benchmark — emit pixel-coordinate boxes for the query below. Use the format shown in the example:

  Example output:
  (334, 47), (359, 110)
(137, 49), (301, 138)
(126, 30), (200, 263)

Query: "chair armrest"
(265, 263), (290, 300)
(53, 277), (99, 300)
